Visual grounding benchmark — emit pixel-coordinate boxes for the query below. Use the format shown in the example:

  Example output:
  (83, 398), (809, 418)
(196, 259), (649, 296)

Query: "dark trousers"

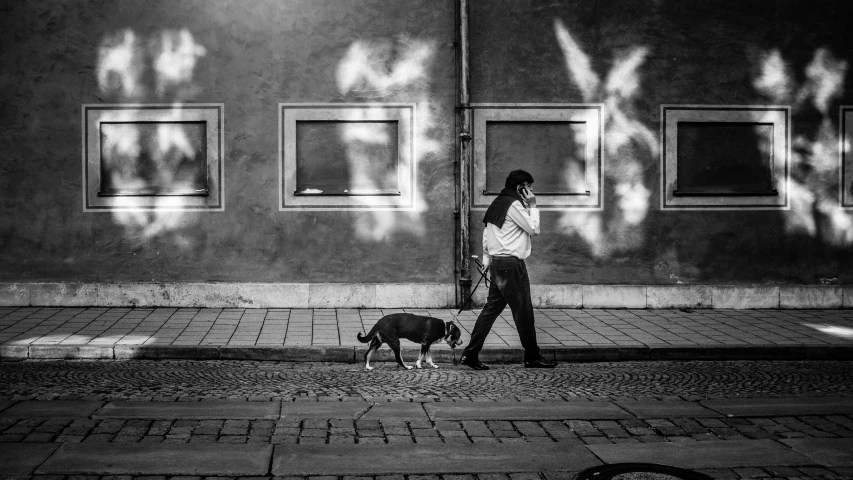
(463, 256), (541, 362)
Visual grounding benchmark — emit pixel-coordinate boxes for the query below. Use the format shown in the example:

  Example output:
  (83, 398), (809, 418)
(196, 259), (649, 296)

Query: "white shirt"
(482, 200), (540, 268)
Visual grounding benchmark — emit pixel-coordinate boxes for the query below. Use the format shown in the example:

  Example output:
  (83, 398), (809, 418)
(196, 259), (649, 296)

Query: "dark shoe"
(460, 355), (490, 370)
(524, 358), (557, 368)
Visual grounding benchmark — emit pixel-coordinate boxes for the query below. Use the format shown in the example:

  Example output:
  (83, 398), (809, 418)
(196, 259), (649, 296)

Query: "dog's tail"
(356, 323), (381, 343)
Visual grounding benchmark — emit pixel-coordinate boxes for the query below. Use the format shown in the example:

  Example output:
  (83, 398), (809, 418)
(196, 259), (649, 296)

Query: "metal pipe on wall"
(457, 0), (473, 308)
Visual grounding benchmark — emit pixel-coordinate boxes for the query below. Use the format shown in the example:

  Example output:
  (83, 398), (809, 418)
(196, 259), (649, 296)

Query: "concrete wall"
(2, 0), (853, 307)
(470, 0), (853, 286)
(0, 0), (457, 284)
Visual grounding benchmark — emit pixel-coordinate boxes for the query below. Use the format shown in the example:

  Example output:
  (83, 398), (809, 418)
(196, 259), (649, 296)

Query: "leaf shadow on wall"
(95, 28), (208, 250)
(335, 35), (439, 243)
(536, 1), (853, 285)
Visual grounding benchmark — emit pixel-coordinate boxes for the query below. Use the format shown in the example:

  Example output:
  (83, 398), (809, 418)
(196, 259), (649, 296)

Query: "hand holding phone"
(517, 185), (535, 205)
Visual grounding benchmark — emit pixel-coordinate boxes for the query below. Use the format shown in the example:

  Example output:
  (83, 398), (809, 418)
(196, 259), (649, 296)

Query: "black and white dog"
(357, 313), (463, 370)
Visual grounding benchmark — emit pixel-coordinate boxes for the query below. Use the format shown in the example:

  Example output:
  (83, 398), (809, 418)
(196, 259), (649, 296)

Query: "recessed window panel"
(82, 104), (224, 211)
(295, 121), (399, 195)
(99, 122), (208, 196)
(661, 105), (790, 210)
(484, 121), (587, 195)
(473, 105), (602, 210)
(675, 122), (774, 195)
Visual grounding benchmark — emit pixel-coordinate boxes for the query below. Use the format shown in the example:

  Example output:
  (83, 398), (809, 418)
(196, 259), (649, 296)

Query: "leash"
(457, 255), (491, 315)
(454, 256), (491, 365)
(446, 321), (458, 366)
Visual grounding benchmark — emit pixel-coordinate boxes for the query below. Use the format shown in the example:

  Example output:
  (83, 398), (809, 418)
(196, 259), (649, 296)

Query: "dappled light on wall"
(92, 29), (213, 244)
(754, 48), (850, 246)
(337, 37), (433, 96)
(87, 109), (213, 246)
(152, 29), (207, 98)
(336, 36), (438, 241)
(97, 29), (145, 99)
(111, 197), (194, 244)
(98, 28), (206, 102)
(553, 20), (657, 257)
(340, 114), (399, 196)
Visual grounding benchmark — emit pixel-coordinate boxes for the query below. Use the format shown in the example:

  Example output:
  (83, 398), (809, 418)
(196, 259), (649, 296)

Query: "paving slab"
(94, 400), (281, 419)
(781, 438), (853, 466)
(586, 439), (812, 469)
(272, 443), (601, 475)
(280, 401), (371, 419)
(361, 402), (430, 420)
(36, 443), (273, 475)
(0, 444), (60, 477)
(701, 396), (853, 417)
(424, 401), (632, 421)
(0, 400), (102, 418)
(4, 307), (853, 362)
(612, 399), (722, 419)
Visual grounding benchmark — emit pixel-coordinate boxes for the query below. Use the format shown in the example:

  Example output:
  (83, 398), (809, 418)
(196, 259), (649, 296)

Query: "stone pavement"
(1, 360), (853, 480)
(1, 307), (853, 362)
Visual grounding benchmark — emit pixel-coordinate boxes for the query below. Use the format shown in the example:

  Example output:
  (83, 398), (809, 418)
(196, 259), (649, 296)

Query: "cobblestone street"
(2, 360), (852, 480)
(3, 360), (853, 400)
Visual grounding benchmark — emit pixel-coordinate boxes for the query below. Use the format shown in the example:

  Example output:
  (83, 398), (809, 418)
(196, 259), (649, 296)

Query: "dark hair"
(504, 169), (534, 189)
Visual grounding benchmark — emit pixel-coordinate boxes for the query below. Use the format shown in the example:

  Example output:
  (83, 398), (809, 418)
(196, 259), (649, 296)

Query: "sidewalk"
(2, 306), (852, 362)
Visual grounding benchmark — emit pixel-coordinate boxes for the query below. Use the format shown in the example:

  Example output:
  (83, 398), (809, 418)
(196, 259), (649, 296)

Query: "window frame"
(471, 104), (603, 210)
(278, 103), (416, 211)
(660, 105), (791, 211)
(81, 103), (224, 212)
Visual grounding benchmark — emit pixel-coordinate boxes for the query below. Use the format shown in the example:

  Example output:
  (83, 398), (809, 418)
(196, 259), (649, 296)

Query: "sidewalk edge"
(3, 345), (852, 362)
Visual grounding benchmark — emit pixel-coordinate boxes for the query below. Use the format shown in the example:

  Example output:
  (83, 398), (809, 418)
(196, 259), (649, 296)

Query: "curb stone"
(8, 344), (852, 362)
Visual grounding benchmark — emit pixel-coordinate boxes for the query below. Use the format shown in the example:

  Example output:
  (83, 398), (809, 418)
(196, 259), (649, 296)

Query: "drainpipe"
(457, 0), (472, 308)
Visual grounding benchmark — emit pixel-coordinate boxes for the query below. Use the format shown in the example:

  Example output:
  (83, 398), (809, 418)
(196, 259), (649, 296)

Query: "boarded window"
(661, 106), (789, 210)
(279, 104), (415, 210)
(472, 105), (603, 210)
(83, 104), (224, 212)
(676, 122), (774, 195)
(484, 121), (588, 195)
(295, 121), (399, 195)
(99, 121), (208, 196)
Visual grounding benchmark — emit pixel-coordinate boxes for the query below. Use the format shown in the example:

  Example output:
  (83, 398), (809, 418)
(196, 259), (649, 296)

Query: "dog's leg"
(387, 337), (411, 370)
(416, 344), (429, 369)
(364, 336), (382, 371)
(425, 345), (438, 369)
(427, 345), (438, 368)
